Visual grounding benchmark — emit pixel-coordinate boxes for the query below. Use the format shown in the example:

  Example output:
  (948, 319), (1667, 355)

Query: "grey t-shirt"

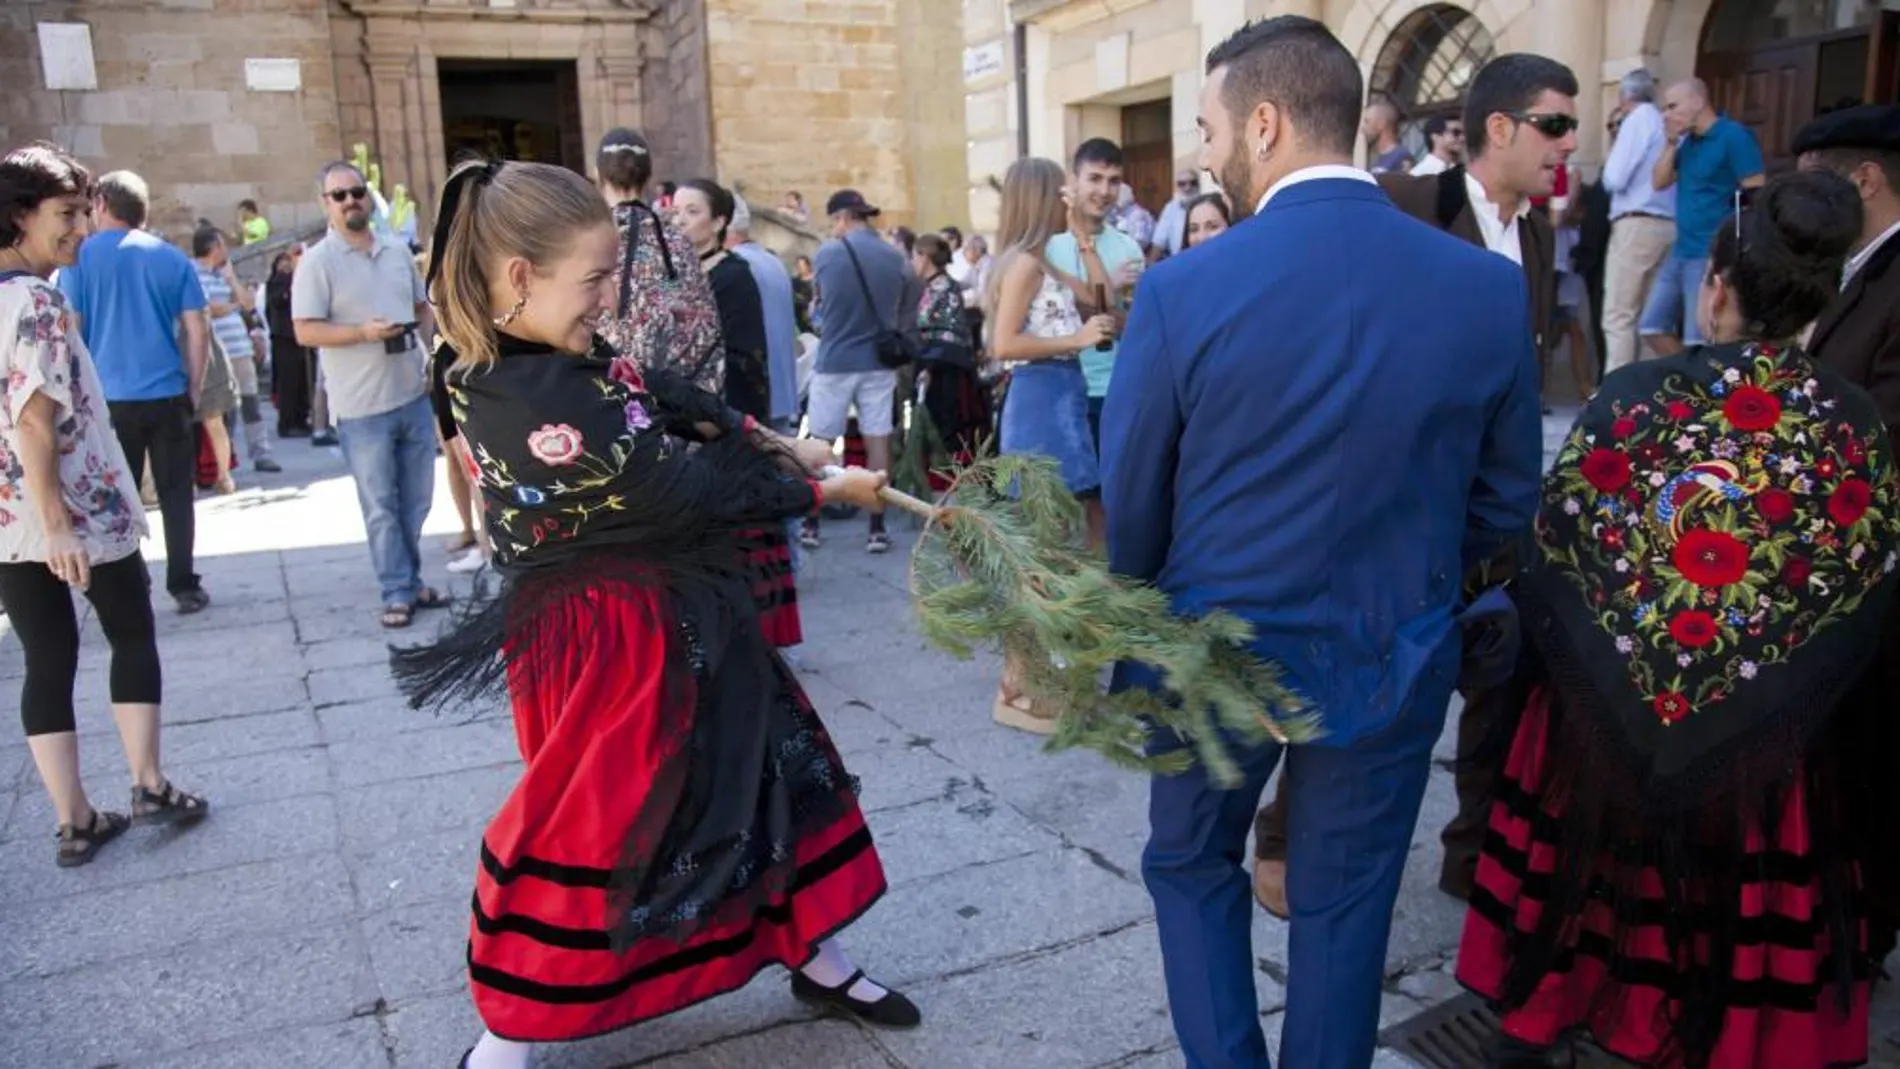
(812, 228), (907, 375)
(291, 230), (428, 421)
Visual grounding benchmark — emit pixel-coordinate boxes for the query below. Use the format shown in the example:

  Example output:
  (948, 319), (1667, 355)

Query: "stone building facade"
(961, 0), (1900, 233)
(1, 0), (968, 245)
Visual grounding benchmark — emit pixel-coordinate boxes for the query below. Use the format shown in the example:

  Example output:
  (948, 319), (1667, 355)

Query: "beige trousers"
(1600, 214), (1675, 375)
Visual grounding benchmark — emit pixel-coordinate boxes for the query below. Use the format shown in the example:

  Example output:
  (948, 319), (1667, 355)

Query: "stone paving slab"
(6, 409), (1895, 1067)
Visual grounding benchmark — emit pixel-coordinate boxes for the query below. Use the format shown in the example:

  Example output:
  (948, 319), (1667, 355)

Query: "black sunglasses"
(1508, 112), (1580, 139)
(325, 186), (369, 204)
(1176, 178), (1197, 188)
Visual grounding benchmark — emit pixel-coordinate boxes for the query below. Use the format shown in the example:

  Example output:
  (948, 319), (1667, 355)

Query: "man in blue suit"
(1100, 17), (1544, 1069)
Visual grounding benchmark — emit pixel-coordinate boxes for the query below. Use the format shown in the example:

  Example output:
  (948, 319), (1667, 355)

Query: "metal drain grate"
(1380, 994), (1900, 1068)
(1377, 994), (1631, 1069)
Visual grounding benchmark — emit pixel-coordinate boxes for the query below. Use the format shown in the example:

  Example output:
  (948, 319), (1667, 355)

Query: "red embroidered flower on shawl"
(1830, 479), (1873, 527)
(1673, 528), (1749, 588)
(1722, 386), (1781, 432)
(1580, 448), (1632, 493)
(1755, 488), (1795, 524)
(1669, 610), (1719, 648)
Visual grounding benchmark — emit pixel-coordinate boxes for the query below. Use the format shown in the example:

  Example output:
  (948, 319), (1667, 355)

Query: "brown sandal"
(129, 780), (209, 827)
(991, 687), (1056, 736)
(57, 809), (130, 868)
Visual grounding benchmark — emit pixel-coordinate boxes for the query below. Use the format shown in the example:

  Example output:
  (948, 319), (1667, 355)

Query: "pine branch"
(889, 453), (1321, 786)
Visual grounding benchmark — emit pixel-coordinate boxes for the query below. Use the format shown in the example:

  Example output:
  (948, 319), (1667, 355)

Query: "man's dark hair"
(1463, 54), (1580, 161)
(889, 225), (916, 255)
(238, 198), (259, 214)
(96, 170), (150, 228)
(0, 143), (92, 247)
(190, 224), (224, 258)
(1422, 116), (1451, 143)
(939, 224), (963, 248)
(1810, 147), (1900, 199)
(1073, 138), (1124, 172)
(1204, 16), (1362, 157)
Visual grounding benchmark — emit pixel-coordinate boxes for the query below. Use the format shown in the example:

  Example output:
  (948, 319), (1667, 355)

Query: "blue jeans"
(1638, 255), (1708, 347)
(336, 395), (438, 606)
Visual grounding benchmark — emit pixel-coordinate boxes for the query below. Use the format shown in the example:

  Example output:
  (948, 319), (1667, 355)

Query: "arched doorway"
(1696, 0), (1900, 170)
(1368, 4), (1497, 157)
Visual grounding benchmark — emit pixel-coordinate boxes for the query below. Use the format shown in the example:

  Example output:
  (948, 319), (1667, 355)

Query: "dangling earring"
(494, 292), (527, 328)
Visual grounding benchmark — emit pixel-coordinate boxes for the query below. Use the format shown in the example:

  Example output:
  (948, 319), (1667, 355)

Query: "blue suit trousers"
(1143, 692), (1448, 1069)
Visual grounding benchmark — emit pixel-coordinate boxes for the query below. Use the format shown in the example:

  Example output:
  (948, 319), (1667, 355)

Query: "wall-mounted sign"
(245, 58), (302, 92)
(37, 23), (97, 92)
(964, 40), (1006, 84)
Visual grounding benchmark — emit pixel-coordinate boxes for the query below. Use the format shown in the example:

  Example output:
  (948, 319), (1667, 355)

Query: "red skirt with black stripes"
(742, 528), (801, 648)
(469, 584), (884, 1043)
(1455, 689), (1869, 1069)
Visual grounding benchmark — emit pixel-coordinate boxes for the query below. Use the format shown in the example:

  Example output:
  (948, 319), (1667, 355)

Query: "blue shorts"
(1001, 360), (1100, 498)
(1638, 255), (1708, 346)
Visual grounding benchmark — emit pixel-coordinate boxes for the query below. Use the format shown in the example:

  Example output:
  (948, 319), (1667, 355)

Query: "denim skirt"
(1000, 359), (1099, 497)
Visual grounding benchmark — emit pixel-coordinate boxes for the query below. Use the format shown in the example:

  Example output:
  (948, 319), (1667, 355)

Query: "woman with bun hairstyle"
(396, 159), (918, 1069)
(1455, 169), (1900, 1069)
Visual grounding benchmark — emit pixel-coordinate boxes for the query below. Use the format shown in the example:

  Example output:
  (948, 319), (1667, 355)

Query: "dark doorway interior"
(1121, 99), (1173, 216)
(438, 59), (584, 173)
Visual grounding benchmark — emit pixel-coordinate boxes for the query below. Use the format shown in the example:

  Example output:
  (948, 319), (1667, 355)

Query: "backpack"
(597, 200), (725, 395)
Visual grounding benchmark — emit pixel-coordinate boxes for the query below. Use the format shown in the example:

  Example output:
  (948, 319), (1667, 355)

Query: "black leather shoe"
(792, 970), (922, 1029)
(456, 1049), (471, 1068)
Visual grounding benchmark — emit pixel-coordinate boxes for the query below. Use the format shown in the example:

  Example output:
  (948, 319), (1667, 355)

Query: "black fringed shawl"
(393, 332), (833, 948)
(1497, 341), (1900, 1062)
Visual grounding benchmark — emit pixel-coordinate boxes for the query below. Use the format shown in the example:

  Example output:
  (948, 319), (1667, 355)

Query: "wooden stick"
(821, 465), (938, 521)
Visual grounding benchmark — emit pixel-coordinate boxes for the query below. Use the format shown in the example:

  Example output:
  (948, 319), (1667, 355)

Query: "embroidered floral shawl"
(1521, 341), (1900, 802)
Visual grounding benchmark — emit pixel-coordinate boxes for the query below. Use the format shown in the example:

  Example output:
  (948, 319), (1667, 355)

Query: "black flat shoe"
(456, 1049), (471, 1069)
(791, 969), (921, 1029)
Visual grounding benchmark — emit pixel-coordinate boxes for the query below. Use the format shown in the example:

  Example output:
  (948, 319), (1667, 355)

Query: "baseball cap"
(825, 189), (880, 218)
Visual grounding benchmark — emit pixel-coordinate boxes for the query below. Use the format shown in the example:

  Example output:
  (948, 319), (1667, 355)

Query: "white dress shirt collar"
(1845, 218), (1900, 288)
(1253, 164), (1378, 216)
(1464, 171), (1530, 265)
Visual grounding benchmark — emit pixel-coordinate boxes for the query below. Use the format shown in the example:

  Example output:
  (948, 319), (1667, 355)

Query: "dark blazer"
(1378, 166), (1556, 358)
(1101, 177), (1543, 746)
(1808, 233), (1900, 436)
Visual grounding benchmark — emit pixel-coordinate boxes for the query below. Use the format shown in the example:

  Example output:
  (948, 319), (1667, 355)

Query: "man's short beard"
(343, 213), (370, 232)
(1217, 154), (1255, 222)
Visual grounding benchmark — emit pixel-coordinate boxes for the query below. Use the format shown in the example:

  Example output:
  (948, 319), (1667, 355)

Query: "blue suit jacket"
(1101, 177), (1542, 747)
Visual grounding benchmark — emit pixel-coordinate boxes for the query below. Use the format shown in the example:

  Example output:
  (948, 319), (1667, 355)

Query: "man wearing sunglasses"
(292, 161), (441, 629)
(1250, 52), (1578, 918)
(1639, 78), (1765, 358)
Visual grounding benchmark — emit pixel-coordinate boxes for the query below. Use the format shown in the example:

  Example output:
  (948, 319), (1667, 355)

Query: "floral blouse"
(0, 274), (147, 565)
(597, 201), (725, 396)
(917, 272), (968, 350)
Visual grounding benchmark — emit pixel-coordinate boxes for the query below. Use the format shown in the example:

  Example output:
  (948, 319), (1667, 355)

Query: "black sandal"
(129, 780), (210, 827)
(57, 809), (130, 868)
(791, 969), (921, 1030)
(381, 603), (414, 629)
(413, 587), (450, 611)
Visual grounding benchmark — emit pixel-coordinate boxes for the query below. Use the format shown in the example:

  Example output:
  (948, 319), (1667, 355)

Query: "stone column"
(1530, 0), (1608, 167)
(595, 51), (646, 161)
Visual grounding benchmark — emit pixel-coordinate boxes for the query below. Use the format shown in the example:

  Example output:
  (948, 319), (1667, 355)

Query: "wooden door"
(1701, 40), (1818, 172)
(1121, 100), (1173, 215)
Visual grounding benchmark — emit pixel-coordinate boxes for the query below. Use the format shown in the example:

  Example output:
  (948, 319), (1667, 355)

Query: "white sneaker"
(446, 547), (486, 574)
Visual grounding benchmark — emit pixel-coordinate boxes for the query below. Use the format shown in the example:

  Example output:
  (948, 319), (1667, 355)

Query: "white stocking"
(464, 1030), (532, 1069)
(798, 938), (889, 1002)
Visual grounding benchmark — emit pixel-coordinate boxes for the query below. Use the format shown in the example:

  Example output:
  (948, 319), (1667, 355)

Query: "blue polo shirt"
(1671, 115), (1764, 260)
(1045, 227), (1144, 398)
(58, 229), (207, 402)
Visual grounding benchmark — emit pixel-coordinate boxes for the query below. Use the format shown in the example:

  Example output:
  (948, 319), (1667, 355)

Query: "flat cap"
(1791, 104), (1900, 156)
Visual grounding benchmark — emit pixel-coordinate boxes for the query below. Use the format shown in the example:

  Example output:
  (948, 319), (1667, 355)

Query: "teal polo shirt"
(1045, 227), (1144, 399)
(1672, 115), (1764, 260)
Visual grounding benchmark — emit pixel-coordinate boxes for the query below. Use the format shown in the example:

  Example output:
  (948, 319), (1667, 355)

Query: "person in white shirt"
(1598, 69), (1678, 374)
(1410, 115), (1465, 176)
(1149, 169), (1200, 262)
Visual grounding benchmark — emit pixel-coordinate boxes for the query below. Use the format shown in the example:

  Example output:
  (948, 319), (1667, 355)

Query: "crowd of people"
(4, 10), (1900, 1069)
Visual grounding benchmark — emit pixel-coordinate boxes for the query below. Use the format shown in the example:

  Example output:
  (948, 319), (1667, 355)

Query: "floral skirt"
(1455, 688), (1869, 1069)
(469, 583), (884, 1042)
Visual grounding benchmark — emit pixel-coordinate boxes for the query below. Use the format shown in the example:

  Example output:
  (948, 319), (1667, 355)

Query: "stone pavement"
(0, 407), (1890, 1069)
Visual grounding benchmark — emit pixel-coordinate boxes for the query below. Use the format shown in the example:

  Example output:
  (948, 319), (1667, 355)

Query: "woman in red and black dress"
(674, 177), (801, 648)
(1456, 170), (1899, 1069)
(910, 232), (990, 493)
(397, 159), (918, 1069)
